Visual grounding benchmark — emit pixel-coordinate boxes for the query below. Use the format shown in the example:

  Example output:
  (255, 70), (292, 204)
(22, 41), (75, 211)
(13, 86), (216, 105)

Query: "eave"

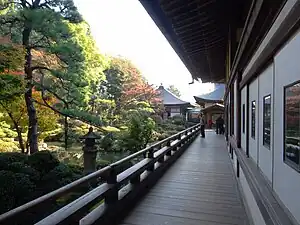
(139, 0), (242, 83)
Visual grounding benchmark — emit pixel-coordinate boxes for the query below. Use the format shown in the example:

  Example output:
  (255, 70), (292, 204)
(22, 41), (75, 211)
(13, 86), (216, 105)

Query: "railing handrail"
(110, 123), (198, 167)
(0, 123), (200, 224)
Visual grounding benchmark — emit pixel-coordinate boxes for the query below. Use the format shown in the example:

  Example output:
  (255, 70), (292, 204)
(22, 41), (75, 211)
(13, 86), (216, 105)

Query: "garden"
(0, 0), (189, 214)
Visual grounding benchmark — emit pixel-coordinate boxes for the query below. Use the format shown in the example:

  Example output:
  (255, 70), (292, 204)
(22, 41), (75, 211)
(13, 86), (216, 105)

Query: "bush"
(0, 151), (84, 215)
(99, 133), (114, 151)
(0, 170), (35, 213)
(96, 159), (110, 169)
(0, 139), (20, 152)
(8, 162), (40, 182)
(170, 115), (186, 126)
(0, 152), (28, 170)
(121, 112), (155, 153)
(41, 163), (81, 193)
(68, 164), (84, 175)
(27, 151), (60, 175)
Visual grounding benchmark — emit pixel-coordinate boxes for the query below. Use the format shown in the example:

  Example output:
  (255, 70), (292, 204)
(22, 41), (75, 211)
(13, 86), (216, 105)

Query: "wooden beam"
(236, 73), (242, 148)
(246, 85), (250, 157)
(224, 0), (264, 100)
(240, 0), (300, 89)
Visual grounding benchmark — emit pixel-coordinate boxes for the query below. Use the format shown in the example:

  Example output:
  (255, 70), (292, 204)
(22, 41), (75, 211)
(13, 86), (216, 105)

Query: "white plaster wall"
(258, 64), (273, 183)
(241, 87), (247, 152)
(238, 165), (267, 225)
(234, 80), (238, 136)
(249, 79), (259, 163)
(273, 28), (300, 224)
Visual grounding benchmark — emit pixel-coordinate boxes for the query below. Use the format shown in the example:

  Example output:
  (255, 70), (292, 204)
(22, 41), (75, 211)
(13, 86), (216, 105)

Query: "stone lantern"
(80, 127), (101, 174)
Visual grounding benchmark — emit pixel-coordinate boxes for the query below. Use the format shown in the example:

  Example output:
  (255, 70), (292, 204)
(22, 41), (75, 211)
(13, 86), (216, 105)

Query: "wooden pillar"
(230, 84), (234, 136)
(225, 102), (229, 141)
(236, 73), (242, 148)
(246, 85), (250, 157)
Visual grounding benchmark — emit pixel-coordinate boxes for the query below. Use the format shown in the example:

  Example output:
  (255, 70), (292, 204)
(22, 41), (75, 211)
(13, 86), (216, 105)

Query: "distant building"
(194, 84), (225, 108)
(194, 84), (225, 128)
(157, 85), (193, 119)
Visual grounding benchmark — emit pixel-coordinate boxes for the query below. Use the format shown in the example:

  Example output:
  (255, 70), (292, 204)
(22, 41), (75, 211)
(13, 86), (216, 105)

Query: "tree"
(0, 77), (59, 153)
(101, 57), (162, 126)
(167, 85), (181, 97)
(0, 1), (107, 153)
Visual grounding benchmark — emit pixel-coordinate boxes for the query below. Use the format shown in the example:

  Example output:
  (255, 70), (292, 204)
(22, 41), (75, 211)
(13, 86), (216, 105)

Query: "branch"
(31, 66), (51, 72)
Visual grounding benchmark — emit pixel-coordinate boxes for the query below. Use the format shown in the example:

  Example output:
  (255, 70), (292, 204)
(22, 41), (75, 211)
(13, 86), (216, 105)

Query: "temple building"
(140, 0), (300, 224)
(194, 83), (225, 128)
(157, 85), (192, 119)
(194, 83), (225, 108)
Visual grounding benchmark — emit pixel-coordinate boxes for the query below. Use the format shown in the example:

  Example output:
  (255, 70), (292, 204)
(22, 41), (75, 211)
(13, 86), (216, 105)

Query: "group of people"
(198, 114), (225, 138)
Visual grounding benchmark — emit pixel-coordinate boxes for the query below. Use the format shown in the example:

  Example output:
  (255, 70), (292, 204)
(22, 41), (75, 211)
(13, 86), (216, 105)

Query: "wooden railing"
(0, 123), (201, 225)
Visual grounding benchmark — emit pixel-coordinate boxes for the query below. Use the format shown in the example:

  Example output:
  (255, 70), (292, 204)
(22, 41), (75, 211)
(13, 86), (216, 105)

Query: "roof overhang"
(139, 0), (243, 83)
(201, 103), (224, 112)
(194, 96), (223, 104)
(164, 103), (193, 107)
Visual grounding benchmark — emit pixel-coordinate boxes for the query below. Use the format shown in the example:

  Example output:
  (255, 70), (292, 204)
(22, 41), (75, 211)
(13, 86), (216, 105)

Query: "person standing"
(199, 113), (205, 138)
(216, 115), (224, 135)
(219, 115), (225, 134)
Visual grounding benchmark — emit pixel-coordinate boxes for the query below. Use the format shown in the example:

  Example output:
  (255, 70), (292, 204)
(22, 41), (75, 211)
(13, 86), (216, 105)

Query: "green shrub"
(171, 115), (186, 125)
(99, 133), (114, 151)
(0, 139), (20, 152)
(0, 170), (35, 213)
(68, 164), (84, 175)
(27, 151), (60, 174)
(96, 159), (110, 169)
(41, 163), (81, 193)
(8, 162), (40, 182)
(121, 112), (155, 153)
(0, 152), (28, 170)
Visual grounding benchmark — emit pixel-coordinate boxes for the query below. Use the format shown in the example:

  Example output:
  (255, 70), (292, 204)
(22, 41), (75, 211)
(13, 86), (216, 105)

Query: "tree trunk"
(23, 25), (39, 154)
(7, 112), (25, 153)
(16, 125), (25, 153)
(64, 116), (68, 150)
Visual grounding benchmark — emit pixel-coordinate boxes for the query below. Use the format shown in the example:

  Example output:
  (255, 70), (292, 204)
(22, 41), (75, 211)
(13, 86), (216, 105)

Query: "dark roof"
(138, 0), (247, 83)
(157, 85), (190, 106)
(194, 84), (225, 103)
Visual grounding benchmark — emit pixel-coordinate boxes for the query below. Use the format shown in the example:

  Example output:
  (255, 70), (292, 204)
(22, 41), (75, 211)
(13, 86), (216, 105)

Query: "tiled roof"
(194, 84), (225, 101)
(157, 85), (190, 105)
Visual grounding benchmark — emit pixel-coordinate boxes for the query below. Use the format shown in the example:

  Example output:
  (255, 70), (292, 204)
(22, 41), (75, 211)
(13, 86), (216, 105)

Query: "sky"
(73, 0), (215, 103)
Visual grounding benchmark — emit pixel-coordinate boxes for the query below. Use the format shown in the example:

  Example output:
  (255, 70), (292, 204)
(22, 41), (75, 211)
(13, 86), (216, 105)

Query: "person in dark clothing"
(216, 115), (224, 135)
(199, 113), (205, 138)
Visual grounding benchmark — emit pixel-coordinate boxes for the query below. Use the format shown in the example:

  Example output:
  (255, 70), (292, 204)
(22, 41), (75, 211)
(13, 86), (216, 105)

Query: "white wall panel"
(249, 79), (259, 163)
(273, 28), (300, 224)
(258, 64), (273, 183)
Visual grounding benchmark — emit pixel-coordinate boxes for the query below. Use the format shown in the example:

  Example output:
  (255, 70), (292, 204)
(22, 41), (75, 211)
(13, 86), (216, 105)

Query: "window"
(242, 104), (245, 133)
(263, 95), (271, 148)
(251, 101), (256, 139)
(284, 81), (300, 171)
(170, 107), (180, 113)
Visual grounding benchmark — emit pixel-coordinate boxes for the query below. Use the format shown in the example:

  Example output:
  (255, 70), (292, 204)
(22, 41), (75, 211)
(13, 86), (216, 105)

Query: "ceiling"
(139, 0), (243, 83)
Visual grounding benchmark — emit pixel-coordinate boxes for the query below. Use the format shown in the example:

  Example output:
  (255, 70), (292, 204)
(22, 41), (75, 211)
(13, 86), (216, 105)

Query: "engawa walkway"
(119, 131), (249, 225)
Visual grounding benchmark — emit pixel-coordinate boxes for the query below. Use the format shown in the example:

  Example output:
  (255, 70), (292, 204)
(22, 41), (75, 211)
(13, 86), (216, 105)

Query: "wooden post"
(104, 168), (118, 205)
(166, 139), (172, 156)
(236, 73), (242, 148)
(246, 85), (250, 157)
(237, 159), (240, 178)
(147, 147), (154, 171)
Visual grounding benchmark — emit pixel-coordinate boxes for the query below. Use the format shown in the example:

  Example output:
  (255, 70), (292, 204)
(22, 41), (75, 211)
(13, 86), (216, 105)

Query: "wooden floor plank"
(120, 131), (249, 225)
